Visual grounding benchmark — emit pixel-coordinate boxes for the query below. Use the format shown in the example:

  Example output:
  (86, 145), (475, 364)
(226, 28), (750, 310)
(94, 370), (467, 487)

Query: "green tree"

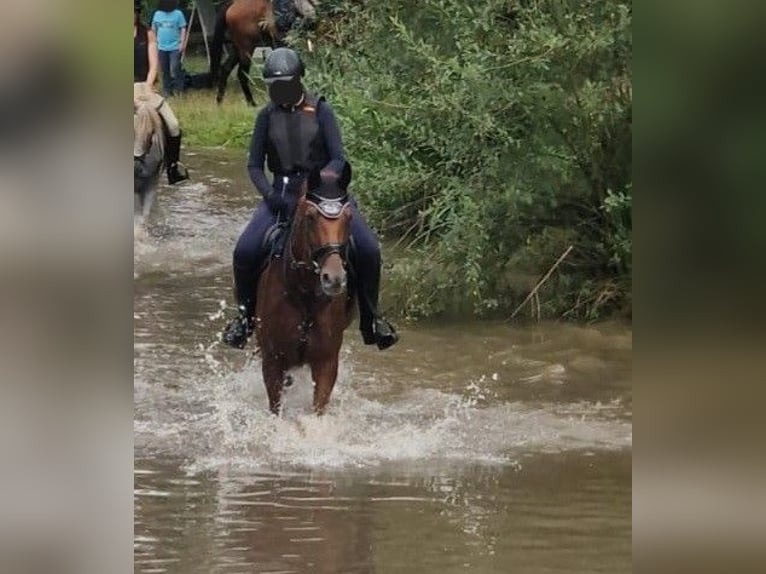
(289, 0), (632, 320)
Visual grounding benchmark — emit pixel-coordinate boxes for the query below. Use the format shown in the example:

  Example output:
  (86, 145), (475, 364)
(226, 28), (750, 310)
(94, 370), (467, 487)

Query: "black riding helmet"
(263, 48), (305, 83)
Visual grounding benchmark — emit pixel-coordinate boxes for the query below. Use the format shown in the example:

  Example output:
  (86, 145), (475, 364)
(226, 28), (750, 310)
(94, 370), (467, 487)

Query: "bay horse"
(133, 86), (165, 221)
(209, 0), (278, 106)
(255, 169), (354, 415)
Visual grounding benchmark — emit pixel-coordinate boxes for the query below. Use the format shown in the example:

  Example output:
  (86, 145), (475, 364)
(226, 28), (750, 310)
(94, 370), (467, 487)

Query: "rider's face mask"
(268, 77), (303, 107)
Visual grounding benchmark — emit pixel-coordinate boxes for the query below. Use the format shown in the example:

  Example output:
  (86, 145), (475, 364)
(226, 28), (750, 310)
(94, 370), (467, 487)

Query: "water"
(134, 148), (632, 573)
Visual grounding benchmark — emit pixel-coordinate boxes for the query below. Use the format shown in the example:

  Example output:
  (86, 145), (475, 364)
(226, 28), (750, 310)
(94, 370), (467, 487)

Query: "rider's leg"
(233, 203), (275, 317)
(156, 100), (189, 185)
(348, 200), (398, 350)
(222, 202), (276, 348)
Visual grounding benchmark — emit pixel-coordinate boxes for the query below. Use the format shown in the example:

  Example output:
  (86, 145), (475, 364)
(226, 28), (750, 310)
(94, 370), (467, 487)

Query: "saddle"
(263, 221), (290, 262)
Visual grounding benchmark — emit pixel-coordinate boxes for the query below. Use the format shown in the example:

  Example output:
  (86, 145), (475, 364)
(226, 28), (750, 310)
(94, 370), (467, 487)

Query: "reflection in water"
(134, 148), (632, 573)
(135, 454), (630, 573)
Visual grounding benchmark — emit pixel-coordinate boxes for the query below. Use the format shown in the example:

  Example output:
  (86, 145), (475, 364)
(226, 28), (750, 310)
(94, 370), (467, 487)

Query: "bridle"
(287, 194), (351, 275)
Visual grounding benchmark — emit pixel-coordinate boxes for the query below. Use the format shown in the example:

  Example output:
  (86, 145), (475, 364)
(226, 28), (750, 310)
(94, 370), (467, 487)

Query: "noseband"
(309, 242), (348, 272)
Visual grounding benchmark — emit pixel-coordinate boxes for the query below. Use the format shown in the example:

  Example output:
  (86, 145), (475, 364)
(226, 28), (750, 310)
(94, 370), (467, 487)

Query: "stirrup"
(361, 317), (398, 350)
(221, 312), (253, 349)
(373, 317), (398, 350)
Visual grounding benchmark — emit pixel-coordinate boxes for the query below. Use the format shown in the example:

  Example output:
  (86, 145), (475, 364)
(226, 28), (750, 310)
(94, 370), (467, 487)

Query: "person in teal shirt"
(151, 0), (188, 97)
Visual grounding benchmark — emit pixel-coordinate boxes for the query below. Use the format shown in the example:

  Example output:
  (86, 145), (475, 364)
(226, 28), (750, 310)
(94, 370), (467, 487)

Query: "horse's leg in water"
(134, 193), (146, 229)
(310, 358), (339, 415)
(216, 52), (238, 104)
(141, 184), (158, 219)
(261, 357), (286, 415)
(134, 178), (156, 221)
(237, 56), (256, 107)
(134, 190), (143, 217)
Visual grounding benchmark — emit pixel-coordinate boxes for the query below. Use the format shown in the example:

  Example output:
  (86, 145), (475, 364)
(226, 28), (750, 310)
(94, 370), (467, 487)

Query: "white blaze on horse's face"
(307, 202), (351, 297)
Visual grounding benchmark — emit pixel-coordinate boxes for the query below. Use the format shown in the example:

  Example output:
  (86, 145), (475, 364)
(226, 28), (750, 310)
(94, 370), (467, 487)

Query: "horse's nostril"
(322, 272), (331, 283)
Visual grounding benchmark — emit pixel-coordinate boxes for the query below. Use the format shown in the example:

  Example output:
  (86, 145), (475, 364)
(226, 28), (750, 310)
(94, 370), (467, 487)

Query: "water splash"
(133, 181), (244, 278)
(132, 168), (631, 475)
(135, 356), (631, 475)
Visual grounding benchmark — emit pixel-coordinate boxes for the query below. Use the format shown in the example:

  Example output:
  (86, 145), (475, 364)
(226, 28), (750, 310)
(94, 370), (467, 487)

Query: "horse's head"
(292, 168), (353, 297)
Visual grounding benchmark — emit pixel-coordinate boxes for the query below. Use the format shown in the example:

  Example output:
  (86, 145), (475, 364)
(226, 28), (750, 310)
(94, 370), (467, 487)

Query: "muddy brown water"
(134, 149), (632, 573)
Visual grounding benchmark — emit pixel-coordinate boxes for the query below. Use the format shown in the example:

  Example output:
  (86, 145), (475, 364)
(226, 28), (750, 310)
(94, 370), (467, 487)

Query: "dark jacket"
(247, 94), (347, 199)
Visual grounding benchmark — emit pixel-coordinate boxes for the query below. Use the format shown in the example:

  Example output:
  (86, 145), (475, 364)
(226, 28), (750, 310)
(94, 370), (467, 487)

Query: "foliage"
(165, 1), (632, 321)
(292, 0), (632, 320)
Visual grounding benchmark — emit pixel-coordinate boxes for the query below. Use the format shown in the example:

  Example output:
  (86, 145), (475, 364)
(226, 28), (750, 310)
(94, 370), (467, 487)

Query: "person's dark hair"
(135, 1), (144, 26)
(157, 0), (179, 12)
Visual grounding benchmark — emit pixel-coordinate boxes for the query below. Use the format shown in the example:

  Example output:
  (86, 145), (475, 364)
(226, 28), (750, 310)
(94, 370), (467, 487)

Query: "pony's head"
(293, 167), (353, 297)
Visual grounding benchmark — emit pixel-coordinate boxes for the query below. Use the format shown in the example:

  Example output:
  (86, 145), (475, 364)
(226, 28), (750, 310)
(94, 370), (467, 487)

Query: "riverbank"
(166, 53), (260, 149)
(170, 90), (255, 149)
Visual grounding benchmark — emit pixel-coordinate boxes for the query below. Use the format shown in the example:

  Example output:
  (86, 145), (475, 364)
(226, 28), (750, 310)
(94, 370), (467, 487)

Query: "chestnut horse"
(209, 0), (278, 106)
(255, 172), (354, 415)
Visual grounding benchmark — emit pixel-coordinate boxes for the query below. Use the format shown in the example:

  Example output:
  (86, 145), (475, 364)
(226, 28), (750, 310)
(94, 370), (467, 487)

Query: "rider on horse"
(222, 47), (398, 351)
(134, 0), (188, 185)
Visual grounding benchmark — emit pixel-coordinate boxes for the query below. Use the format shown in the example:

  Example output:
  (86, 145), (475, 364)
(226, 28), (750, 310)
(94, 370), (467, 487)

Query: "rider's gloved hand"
(265, 189), (288, 215)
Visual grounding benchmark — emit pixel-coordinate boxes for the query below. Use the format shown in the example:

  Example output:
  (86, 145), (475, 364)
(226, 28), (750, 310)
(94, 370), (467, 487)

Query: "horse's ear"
(307, 168), (322, 192)
(339, 162), (352, 191)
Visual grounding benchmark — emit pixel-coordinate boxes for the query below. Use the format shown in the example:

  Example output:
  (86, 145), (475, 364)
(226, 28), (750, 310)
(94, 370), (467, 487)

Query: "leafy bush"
(286, 0), (632, 320)
(169, 0), (619, 321)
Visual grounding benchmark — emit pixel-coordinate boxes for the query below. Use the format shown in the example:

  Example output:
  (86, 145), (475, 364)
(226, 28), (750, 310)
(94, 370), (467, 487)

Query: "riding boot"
(357, 271), (398, 351)
(222, 287), (256, 349)
(222, 304), (255, 349)
(165, 132), (189, 185)
(222, 264), (259, 349)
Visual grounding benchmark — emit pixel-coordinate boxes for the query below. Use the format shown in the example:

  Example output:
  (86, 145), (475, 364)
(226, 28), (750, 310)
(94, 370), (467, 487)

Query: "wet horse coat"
(254, 175), (354, 415)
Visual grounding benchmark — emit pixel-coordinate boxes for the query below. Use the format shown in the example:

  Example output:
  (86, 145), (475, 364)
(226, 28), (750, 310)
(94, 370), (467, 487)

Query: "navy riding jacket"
(246, 95), (347, 199)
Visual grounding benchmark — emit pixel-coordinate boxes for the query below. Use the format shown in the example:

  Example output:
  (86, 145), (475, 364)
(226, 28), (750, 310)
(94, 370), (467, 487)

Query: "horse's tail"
(209, 2), (231, 84)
